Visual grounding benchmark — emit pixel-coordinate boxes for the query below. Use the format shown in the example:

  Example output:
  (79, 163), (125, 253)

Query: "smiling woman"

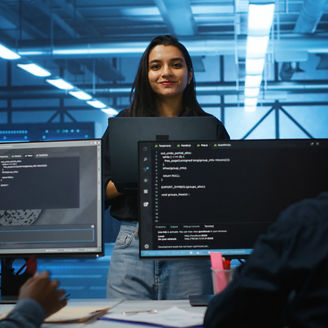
(127, 35), (210, 118)
(102, 35), (230, 301)
(147, 44), (192, 116)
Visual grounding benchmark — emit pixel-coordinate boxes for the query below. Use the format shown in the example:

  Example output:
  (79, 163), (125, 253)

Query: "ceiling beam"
(29, 0), (77, 38)
(1, 80), (328, 99)
(294, 0), (327, 33)
(1, 100), (328, 112)
(0, 1), (47, 39)
(17, 35), (328, 58)
(49, 0), (101, 37)
(154, 0), (196, 36)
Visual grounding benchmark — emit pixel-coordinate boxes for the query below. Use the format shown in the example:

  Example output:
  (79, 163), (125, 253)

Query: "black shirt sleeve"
(102, 108), (130, 208)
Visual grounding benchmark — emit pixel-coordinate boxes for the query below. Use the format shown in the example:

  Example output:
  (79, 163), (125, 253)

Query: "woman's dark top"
(102, 108), (230, 221)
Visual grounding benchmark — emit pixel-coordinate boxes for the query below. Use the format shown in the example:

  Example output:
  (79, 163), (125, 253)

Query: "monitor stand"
(0, 258), (36, 303)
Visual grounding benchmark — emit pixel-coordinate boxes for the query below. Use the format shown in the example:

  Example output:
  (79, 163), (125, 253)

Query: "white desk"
(0, 299), (207, 328)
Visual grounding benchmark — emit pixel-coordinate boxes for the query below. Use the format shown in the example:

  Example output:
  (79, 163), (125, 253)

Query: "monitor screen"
(0, 139), (103, 256)
(107, 116), (220, 192)
(138, 139), (328, 258)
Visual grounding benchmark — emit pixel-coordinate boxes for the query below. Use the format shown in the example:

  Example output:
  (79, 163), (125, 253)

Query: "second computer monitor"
(0, 139), (103, 257)
(138, 139), (328, 258)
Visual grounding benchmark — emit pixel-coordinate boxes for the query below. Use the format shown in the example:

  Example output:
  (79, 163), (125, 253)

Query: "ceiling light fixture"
(17, 63), (51, 77)
(244, 87), (260, 97)
(245, 74), (262, 88)
(1, 41), (118, 119)
(53, 45), (148, 56)
(245, 36), (270, 58)
(244, 2), (275, 112)
(0, 44), (21, 60)
(244, 105), (257, 112)
(69, 90), (92, 100)
(247, 3), (275, 34)
(101, 108), (119, 116)
(87, 100), (107, 109)
(46, 78), (74, 90)
(244, 97), (258, 107)
(245, 58), (265, 75)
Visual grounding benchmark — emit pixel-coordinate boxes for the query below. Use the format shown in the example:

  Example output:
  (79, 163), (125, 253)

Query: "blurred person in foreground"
(204, 192), (328, 328)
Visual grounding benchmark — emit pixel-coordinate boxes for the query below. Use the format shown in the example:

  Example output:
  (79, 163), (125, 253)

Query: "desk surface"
(0, 299), (207, 328)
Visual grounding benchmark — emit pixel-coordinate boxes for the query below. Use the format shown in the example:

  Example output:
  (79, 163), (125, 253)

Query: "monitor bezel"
(0, 139), (104, 258)
(138, 138), (328, 260)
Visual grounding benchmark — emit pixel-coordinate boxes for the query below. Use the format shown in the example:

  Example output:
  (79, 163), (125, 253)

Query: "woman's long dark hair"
(129, 35), (207, 117)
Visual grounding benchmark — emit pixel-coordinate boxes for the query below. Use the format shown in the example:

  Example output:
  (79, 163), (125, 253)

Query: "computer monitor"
(107, 116), (220, 192)
(0, 139), (103, 257)
(138, 139), (328, 258)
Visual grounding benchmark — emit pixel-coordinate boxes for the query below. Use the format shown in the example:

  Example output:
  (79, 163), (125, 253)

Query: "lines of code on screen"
(0, 153), (79, 209)
(139, 140), (328, 257)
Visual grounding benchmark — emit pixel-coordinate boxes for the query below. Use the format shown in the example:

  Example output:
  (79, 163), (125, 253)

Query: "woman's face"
(147, 45), (192, 99)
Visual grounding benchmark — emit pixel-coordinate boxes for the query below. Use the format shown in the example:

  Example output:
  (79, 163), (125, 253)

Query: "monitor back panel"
(107, 116), (219, 190)
(138, 139), (328, 258)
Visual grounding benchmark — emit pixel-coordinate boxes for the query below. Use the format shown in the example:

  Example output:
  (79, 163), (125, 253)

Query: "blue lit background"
(0, 0), (328, 299)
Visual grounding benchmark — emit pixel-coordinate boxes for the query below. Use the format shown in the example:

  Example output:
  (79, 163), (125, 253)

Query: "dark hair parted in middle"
(129, 35), (207, 117)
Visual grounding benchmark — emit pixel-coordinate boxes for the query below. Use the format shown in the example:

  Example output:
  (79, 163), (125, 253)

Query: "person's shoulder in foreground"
(0, 271), (67, 328)
(204, 192), (328, 328)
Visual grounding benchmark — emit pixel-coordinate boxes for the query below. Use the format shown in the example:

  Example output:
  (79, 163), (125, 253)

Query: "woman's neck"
(157, 96), (183, 117)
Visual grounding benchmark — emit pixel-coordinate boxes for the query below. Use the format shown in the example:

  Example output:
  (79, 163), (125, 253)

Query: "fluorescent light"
(243, 2), (275, 112)
(246, 36), (269, 58)
(46, 78), (74, 90)
(53, 47), (147, 55)
(17, 63), (51, 77)
(101, 108), (119, 116)
(245, 75), (262, 88)
(108, 87), (130, 94)
(0, 44), (21, 60)
(244, 87), (260, 97)
(121, 7), (160, 15)
(69, 90), (92, 100)
(246, 58), (265, 75)
(248, 4), (275, 35)
(87, 100), (107, 109)
(244, 97), (258, 107)
(244, 105), (257, 112)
